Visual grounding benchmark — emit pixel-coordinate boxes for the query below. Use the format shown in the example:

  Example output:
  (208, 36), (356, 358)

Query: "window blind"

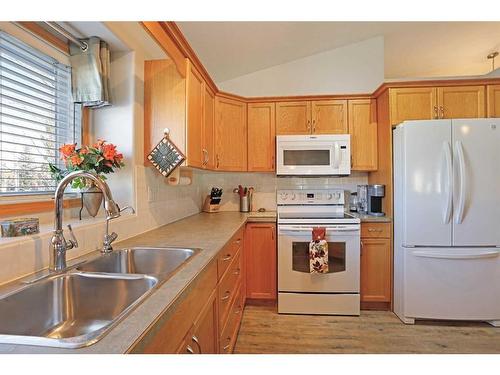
(0, 31), (81, 195)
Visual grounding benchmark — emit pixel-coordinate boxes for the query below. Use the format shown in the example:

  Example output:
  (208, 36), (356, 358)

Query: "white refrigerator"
(393, 119), (500, 326)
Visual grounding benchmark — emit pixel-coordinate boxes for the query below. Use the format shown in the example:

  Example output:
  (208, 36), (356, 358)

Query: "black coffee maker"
(367, 184), (385, 217)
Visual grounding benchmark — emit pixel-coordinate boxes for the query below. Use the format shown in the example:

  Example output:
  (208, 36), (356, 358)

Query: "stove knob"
(280, 192), (288, 201)
(326, 193), (333, 200)
(334, 192), (341, 200)
(290, 193), (296, 200)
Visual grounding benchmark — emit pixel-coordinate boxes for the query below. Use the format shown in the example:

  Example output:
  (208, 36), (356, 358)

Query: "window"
(0, 31), (81, 195)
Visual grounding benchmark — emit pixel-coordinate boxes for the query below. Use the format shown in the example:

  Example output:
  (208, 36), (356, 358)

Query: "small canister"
(240, 196), (250, 212)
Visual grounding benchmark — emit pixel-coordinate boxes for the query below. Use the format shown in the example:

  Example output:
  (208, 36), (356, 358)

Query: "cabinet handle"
(360, 240), (364, 257)
(223, 340), (231, 352)
(186, 345), (195, 354)
(433, 105), (438, 119)
(221, 291), (231, 301)
(439, 106), (444, 118)
(222, 254), (232, 261)
(202, 149), (208, 166)
(216, 154), (220, 169)
(368, 228), (383, 232)
(234, 268), (241, 275)
(312, 119), (316, 133)
(192, 335), (202, 354)
(306, 120), (311, 132)
(271, 154), (275, 169)
(235, 238), (241, 245)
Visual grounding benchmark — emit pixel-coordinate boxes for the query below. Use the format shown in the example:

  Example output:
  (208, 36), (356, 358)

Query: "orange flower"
(59, 143), (76, 158)
(102, 144), (117, 161)
(115, 153), (123, 162)
(93, 139), (106, 149)
(80, 146), (89, 155)
(70, 154), (83, 166)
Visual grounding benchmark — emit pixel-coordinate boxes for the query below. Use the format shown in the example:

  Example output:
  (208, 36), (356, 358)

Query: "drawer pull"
(234, 268), (241, 275)
(186, 345), (195, 354)
(222, 254), (232, 261)
(368, 228), (383, 232)
(221, 291), (231, 301)
(235, 308), (242, 315)
(223, 340), (231, 352)
(235, 239), (241, 245)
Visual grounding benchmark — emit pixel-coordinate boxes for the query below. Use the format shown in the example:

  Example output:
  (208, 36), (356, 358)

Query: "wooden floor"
(234, 304), (500, 354)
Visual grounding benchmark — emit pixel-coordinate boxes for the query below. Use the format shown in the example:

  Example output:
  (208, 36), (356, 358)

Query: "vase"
(82, 184), (103, 217)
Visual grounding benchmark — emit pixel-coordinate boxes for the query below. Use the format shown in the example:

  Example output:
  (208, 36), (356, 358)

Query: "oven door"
(276, 135), (350, 175)
(278, 225), (360, 293)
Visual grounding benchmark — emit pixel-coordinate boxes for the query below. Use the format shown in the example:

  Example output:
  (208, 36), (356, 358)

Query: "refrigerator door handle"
(443, 141), (453, 224)
(413, 250), (500, 260)
(455, 141), (466, 224)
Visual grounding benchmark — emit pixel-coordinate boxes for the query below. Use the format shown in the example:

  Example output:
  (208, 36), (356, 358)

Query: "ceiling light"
(487, 51), (499, 71)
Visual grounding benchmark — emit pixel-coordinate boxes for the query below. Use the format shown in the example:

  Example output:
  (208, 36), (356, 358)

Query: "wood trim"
(81, 107), (91, 146)
(373, 77), (500, 98)
(162, 22), (218, 94)
(245, 93), (373, 103)
(17, 22), (70, 54)
(141, 22), (187, 78)
(0, 198), (80, 218)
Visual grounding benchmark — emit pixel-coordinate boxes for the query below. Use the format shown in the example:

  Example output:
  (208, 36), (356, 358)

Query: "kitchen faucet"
(49, 171), (121, 272)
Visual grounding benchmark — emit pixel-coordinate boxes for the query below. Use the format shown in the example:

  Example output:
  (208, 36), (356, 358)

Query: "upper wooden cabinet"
(311, 100), (348, 134)
(390, 85), (486, 125)
(215, 96), (247, 171)
(247, 102), (276, 172)
(348, 99), (378, 171)
(276, 101), (311, 135)
(389, 87), (437, 126)
(186, 61), (205, 168)
(437, 85), (485, 119)
(276, 100), (348, 135)
(487, 84), (500, 117)
(203, 85), (216, 169)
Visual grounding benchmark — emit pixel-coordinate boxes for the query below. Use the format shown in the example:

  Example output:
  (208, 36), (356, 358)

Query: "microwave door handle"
(333, 142), (341, 169)
(442, 141), (453, 224)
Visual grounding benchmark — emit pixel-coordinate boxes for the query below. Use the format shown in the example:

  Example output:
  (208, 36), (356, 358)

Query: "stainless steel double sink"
(0, 247), (199, 349)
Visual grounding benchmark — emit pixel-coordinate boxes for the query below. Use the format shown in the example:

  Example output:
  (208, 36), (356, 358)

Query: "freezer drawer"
(404, 247), (500, 321)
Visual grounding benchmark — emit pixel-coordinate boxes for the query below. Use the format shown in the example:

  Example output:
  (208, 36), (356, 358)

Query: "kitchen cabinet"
(276, 100), (348, 135)
(245, 223), (277, 300)
(389, 87), (437, 125)
(360, 222), (391, 308)
(215, 96), (247, 171)
(437, 85), (485, 119)
(191, 289), (218, 354)
(311, 100), (348, 134)
(487, 84), (500, 117)
(247, 102), (276, 172)
(348, 99), (378, 171)
(186, 61), (215, 169)
(276, 101), (311, 135)
(389, 85), (486, 125)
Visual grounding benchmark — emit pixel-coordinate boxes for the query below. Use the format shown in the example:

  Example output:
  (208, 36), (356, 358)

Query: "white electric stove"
(277, 189), (361, 315)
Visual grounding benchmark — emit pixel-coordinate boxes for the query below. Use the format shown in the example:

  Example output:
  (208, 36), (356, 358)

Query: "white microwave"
(276, 134), (351, 176)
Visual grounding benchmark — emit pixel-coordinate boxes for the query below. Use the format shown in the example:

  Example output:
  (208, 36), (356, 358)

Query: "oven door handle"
(278, 226), (360, 234)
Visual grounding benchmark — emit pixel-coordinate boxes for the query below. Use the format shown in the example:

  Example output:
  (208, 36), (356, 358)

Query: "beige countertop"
(0, 211), (272, 354)
(350, 212), (392, 223)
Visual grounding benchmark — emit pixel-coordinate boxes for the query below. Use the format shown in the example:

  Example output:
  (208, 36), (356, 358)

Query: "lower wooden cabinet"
(192, 289), (218, 354)
(360, 223), (391, 309)
(245, 223), (277, 300)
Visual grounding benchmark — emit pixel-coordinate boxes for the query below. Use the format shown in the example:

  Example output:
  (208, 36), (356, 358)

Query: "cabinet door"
(192, 289), (218, 354)
(245, 223), (277, 300)
(360, 238), (391, 303)
(203, 85), (215, 169)
(437, 85), (485, 119)
(175, 327), (199, 354)
(276, 101), (311, 135)
(247, 102), (276, 172)
(215, 96), (247, 171)
(389, 87), (437, 125)
(311, 100), (347, 134)
(487, 85), (500, 118)
(348, 99), (378, 171)
(186, 61), (204, 168)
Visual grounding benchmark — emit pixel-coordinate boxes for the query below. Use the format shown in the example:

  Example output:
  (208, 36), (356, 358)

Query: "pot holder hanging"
(147, 128), (185, 177)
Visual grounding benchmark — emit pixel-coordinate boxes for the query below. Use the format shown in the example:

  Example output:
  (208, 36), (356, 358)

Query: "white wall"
(218, 37), (384, 97)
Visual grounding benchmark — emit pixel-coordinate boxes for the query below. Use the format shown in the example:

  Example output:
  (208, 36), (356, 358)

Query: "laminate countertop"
(0, 211), (273, 354)
(350, 212), (392, 223)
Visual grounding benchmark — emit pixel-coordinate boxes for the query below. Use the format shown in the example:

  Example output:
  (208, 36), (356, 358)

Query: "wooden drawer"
(361, 222), (390, 238)
(219, 283), (244, 354)
(217, 226), (244, 280)
(218, 250), (243, 330)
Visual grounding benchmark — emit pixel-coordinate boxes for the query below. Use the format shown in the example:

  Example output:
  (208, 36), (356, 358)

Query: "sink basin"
(77, 247), (199, 281)
(0, 272), (157, 348)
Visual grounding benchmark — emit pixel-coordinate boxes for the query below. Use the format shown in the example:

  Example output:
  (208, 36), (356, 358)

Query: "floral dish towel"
(310, 227), (329, 274)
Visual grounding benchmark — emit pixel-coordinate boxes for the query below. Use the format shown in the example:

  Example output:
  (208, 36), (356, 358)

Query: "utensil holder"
(239, 196), (250, 212)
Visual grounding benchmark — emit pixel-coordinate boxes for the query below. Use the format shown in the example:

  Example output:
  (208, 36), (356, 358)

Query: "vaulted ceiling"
(177, 22), (500, 83)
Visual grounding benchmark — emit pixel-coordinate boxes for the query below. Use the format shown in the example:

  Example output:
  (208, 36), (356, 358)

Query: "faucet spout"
(50, 171), (121, 272)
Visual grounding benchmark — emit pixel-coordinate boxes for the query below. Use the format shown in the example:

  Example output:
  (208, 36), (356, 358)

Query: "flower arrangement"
(49, 139), (125, 189)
